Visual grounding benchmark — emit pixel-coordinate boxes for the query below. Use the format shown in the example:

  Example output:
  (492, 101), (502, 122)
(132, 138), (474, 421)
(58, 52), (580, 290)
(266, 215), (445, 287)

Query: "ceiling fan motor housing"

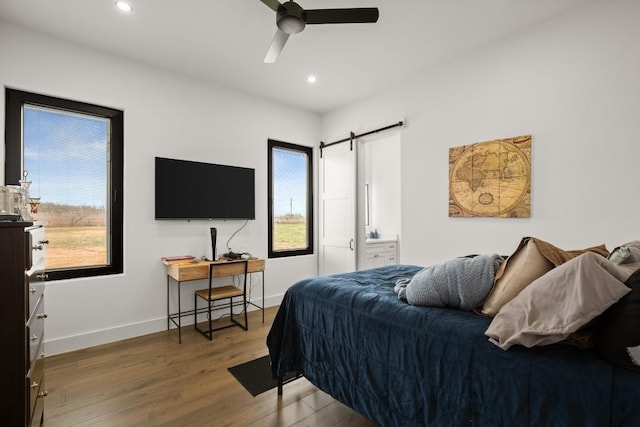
(277, 1), (305, 34)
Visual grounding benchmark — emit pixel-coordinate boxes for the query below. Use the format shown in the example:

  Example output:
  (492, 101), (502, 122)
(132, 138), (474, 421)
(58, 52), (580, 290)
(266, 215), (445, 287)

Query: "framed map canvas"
(449, 135), (531, 218)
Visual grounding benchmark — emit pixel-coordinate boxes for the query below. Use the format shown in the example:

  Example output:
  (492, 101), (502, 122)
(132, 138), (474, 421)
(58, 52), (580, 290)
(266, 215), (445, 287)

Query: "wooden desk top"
(163, 258), (265, 282)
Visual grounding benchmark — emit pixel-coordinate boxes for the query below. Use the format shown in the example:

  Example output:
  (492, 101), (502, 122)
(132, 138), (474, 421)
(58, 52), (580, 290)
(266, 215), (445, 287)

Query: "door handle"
(349, 239), (354, 251)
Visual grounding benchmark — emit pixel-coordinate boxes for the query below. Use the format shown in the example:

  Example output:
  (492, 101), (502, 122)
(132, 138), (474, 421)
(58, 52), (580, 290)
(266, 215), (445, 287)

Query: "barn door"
(319, 139), (356, 276)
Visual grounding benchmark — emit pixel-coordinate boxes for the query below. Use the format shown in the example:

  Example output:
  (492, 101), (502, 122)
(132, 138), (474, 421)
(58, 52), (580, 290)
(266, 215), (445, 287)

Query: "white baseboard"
(45, 317), (167, 356)
(45, 293), (285, 356)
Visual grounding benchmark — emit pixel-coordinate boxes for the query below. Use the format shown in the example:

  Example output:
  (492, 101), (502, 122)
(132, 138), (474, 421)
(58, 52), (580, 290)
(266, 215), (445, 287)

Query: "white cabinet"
(364, 240), (398, 269)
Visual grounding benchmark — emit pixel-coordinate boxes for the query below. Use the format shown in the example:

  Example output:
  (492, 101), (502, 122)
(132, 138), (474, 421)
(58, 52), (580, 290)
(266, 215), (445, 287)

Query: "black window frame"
(267, 139), (313, 258)
(4, 88), (124, 280)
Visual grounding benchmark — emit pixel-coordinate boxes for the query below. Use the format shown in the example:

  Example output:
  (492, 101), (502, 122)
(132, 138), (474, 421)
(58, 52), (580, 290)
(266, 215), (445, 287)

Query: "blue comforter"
(267, 265), (640, 427)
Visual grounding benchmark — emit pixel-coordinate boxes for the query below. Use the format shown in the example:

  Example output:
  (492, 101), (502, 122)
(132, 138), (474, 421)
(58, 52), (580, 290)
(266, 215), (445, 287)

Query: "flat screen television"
(155, 156), (255, 220)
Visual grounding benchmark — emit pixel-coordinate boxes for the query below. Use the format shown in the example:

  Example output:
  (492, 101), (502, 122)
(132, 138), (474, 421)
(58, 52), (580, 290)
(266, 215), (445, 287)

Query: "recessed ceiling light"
(115, 1), (133, 13)
(307, 75), (317, 84)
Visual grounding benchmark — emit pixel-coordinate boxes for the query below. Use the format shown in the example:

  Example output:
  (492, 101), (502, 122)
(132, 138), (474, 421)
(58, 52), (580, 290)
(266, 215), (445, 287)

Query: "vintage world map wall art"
(449, 135), (531, 218)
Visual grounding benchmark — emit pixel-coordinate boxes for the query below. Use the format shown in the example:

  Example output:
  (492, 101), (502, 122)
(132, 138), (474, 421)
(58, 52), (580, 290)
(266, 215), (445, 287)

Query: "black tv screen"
(155, 157), (255, 220)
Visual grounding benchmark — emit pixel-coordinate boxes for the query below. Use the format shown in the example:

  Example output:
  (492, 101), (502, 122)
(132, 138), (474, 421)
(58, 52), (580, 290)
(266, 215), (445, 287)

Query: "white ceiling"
(0, 0), (595, 114)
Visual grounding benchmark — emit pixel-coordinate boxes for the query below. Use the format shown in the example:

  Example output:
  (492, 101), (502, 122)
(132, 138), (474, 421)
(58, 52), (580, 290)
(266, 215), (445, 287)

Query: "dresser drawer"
(27, 277), (45, 321)
(27, 297), (45, 370)
(27, 353), (45, 425)
(26, 226), (46, 275)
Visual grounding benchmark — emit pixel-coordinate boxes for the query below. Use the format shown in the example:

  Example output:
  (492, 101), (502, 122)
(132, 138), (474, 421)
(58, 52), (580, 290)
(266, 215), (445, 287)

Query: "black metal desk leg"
(177, 280), (182, 344)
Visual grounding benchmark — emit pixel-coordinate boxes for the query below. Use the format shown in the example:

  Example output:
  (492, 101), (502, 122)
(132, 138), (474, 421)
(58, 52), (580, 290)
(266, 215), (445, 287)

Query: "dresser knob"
(30, 287), (38, 294)
(38, 391), (48, 398)
(39, 239), (49, 245)
(30, 334), (38, 342)
(37, 313), (48, 319)
(33, 244), (43, 251)
(30, 381), (39, 388)
(37, 273), (49, 280)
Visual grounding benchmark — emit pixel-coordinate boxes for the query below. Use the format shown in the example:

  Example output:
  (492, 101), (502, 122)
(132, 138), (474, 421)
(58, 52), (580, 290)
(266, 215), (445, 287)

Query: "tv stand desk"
(162, 258), (265, 343)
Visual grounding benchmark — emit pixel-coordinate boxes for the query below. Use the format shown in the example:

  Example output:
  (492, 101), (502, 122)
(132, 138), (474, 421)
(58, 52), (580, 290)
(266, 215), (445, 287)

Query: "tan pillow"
(478, 237), (609, 316)
(485, 253), (637, 351)
(479, 238), (554, 316)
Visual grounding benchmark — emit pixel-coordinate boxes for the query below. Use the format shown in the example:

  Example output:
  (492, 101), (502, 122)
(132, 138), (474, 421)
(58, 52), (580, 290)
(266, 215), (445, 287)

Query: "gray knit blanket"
(394, 254), (504, 310)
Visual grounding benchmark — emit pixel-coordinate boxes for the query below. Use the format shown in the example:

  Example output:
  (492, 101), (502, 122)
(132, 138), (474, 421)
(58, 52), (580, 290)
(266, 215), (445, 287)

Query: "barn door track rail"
(319, 120), (404, 158)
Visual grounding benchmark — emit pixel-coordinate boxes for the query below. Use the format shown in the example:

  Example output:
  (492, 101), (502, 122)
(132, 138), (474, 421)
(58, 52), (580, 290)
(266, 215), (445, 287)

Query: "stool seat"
(195, 285), (244, 300)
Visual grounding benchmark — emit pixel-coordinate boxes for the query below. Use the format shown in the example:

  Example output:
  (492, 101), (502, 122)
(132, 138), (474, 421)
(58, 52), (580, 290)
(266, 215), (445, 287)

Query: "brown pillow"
(485, 253), (637, 350)
(479, 238), (553, 316)
(478, 237), (609, 316)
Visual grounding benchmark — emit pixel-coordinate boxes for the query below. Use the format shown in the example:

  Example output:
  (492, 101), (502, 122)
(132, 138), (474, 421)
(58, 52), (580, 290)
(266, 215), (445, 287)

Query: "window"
(5, 88), (123, 280)
(268, 139), (313, 258)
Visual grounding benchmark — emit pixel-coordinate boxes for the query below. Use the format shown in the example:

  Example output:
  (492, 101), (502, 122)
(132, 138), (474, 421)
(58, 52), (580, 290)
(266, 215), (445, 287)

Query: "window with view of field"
(5, 89), (123, 280)
(24, 106), (109, 269)
(268, 139), (313, 258)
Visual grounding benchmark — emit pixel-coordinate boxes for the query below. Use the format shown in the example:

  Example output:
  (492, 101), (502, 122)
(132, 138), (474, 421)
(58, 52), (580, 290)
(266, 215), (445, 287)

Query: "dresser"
(0, 222), (48, 426)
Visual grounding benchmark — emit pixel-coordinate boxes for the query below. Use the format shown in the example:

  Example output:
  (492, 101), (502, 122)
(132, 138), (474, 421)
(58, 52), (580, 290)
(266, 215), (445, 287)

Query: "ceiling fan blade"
(264, 29), (290, 63)
(304, 8), (379, 25)
(260, 0), (281, 13)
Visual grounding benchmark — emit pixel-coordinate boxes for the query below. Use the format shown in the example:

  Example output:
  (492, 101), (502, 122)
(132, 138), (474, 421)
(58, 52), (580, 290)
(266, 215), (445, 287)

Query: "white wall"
(0, 21), (320, 355)
(321, 1), (640, 266)
(364, 134), (401, 238)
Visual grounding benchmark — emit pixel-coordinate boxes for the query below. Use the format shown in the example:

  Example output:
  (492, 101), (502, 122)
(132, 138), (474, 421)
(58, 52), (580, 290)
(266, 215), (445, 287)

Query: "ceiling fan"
(260, 0), (379, 63)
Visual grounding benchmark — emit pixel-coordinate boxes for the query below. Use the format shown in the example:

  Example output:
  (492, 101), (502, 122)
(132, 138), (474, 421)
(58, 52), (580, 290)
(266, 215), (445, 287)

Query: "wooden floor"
(44, 307), (376, 427)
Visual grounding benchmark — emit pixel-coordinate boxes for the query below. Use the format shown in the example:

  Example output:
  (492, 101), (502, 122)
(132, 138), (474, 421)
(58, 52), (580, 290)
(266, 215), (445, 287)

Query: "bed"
(267, 259), (640, 426)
